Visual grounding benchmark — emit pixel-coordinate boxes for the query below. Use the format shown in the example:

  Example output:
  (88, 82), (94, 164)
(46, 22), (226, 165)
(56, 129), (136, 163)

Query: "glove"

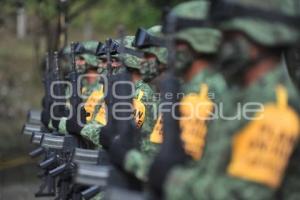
(66, 106), (87, 135)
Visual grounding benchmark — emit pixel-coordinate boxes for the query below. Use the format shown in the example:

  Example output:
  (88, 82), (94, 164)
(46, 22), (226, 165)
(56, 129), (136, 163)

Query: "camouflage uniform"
(164, 0), (300, 199)
(125, 1), (225, 182)
(137, 25), (168, 82)
(56, 41), (104, 135)
(79, 36), (156, 148)
(125, 68), (227, 181)
(122, 26), (168, 180)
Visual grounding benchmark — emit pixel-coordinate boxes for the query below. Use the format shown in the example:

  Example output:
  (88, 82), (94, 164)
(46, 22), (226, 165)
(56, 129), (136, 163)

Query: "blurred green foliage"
(86, 0), (160, 32)
(0, 0), (187, 158)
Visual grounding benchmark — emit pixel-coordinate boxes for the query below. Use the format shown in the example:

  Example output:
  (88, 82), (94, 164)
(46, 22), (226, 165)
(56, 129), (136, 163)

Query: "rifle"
(36, 134), (78, 199)
(29, 131), (45, 158)
(45, 52), (53, 114)
(72, 147), (109, 165)
(98, 38), (116, 150)
(106, 29), (145, 192)
(22, 122), (43, 136)
(39, 52), (54, 129)
(71, 147), (112, 199)
(34, 134), (58, 197)
(69, 42), (82, 122)
(27, 109), (42, 125)
(74, 163), (111, 199)
(52, 51), (67, 121)
(61, 147), (109, 200)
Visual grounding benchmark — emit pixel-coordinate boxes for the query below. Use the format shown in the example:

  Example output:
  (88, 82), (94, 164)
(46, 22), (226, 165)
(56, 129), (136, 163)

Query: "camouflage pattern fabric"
(217, 0), (300, 47)
(169, 1), (222, 54)
(58, 81), (103, 135)
(81, 54), (99, 69)
(124, 68), (227, 181)
(165, 65), (300, 200)
(88, 192), (104, 200)
(80, 120), (104, 148)
(134, 79), (156, 137)
(63, 40), (99, 55)
(80, 79), (156, 148)
(120, 36), (144, 70)
(62, 41), (101, 73)
(141, 25), (167, 65)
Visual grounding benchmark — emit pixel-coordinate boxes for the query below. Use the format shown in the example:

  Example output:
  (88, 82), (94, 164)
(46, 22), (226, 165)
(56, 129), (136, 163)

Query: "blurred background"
(0, 0), (183, 199)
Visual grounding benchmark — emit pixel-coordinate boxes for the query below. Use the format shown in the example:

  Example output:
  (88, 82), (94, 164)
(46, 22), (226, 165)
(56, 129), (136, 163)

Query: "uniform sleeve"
(47, 120), (55, 131)
(124, 149), (153, 182)
(164, 118), (278, 200)
(123, 138), (160, 181)
(80, 121), (104, 148)
(138, 86), (157, 137)
(165, 167), (274, 200)
(58, 117), (68, 134)
(122, 82), (159, 181)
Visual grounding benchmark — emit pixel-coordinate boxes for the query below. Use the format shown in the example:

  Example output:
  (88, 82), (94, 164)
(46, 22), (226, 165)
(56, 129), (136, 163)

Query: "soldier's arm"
(164, 117), (296, 200)
(165, 166), (274, 200)
(80, 121), (104, 148)
(123, 141), (160, 181)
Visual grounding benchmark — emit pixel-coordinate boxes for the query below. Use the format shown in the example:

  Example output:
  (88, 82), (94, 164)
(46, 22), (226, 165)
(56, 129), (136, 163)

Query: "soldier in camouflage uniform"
(121, 1), (226, 185)
(41, 41), (103, 132)
(115, 26), (168, 181)
(151, 0), (300, 199)
(134, 25), (168, 83)
(146, 1), (227, 195)
(53, 41), (105, 134)
(67, 37), (156, 149)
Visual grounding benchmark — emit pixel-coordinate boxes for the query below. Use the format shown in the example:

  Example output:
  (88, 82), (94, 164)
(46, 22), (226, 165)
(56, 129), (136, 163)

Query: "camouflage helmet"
(211, 0), (300, 47)
(97, 39), (120, 60)
(138, 25), (168, 65)
(80, 54), (99, 68)
(63, 40), (100, 55)
(81, 41), (100, 53)
(62, 41), (101, 73)
(167, 0), (222, 54)
(120, 36), (144, 70)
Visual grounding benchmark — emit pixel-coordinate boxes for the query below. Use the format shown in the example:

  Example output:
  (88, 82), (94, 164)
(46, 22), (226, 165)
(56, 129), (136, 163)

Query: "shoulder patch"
(227, 85), (300, 188)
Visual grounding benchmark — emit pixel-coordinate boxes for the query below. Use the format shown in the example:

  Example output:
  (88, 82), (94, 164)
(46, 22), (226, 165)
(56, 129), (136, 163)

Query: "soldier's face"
(142, 53), (164, 71)
(111, 58), (121, 68)
(76, 57), (85, 66)
(86, 69), (98, 84)
(98, 58), (121, 68)
(173, 41), (195, 75)
(76, 57), (86, 72)
(99, 60), (107, 68)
